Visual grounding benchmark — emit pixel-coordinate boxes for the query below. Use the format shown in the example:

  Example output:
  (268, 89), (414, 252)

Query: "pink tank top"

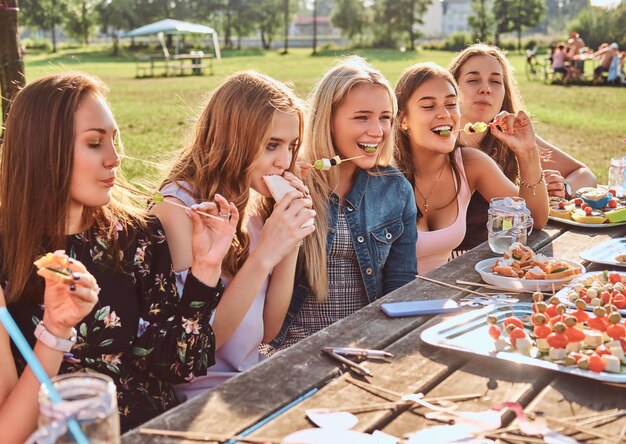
(416, 149), (472, 274)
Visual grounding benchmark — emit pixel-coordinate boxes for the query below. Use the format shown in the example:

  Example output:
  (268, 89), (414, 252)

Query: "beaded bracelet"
(517, 173), (544, 196)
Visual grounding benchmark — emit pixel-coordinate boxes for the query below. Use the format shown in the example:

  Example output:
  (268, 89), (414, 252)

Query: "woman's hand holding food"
(188, 193), (239, 286)
(489, 110), (539, 159)
(37, 254), (99, 338)
(256, 190), (316, 269)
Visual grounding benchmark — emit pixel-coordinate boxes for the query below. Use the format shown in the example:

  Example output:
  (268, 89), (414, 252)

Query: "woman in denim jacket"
(270, 56), (418, 351)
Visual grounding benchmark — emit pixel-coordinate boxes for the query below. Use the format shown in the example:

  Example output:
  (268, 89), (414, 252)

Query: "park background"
(2, 0), (625, 183)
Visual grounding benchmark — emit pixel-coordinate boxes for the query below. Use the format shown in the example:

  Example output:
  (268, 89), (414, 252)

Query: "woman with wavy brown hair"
(151, 71), (315, 400)
(449, 44), (596, 253)
(0, 72), (232, 435)
(394, 62), (548, 274)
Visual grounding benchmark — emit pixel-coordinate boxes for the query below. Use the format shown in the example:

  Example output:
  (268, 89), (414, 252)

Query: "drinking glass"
(608, 156), (626, 194)
(487, 197), (534, 254)
(30, 372), (120, 444)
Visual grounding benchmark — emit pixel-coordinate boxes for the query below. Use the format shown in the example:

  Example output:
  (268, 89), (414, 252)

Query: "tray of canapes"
(579, 239), (626, 267)
(421, 292), (626, 383)
(475, 243), (585, 291)
(555, 271), (626, 316)
(549, 187), (626, 227)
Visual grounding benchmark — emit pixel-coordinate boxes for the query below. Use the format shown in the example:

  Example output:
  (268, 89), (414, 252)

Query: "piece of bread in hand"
(34, 250), (73, 284)
(263, 175), (314, 228)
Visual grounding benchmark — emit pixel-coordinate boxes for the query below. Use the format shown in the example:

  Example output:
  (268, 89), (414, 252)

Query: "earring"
(402, 125), (408, 131)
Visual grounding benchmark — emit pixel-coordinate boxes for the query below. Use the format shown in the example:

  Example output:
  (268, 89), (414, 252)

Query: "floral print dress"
(7, 218), (223, 432)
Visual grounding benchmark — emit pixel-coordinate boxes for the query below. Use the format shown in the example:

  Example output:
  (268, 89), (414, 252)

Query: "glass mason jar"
(608, 156), (626, 194)
(33, 373), (120, 444)
(487, 197), (534, 254)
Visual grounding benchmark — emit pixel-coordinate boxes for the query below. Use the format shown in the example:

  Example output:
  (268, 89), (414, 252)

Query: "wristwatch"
(563, 181), (573, 200)
(34, 322), (77, 352)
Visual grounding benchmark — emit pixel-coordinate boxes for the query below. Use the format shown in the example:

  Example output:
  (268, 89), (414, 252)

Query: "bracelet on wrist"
(517, 172), (544, 196)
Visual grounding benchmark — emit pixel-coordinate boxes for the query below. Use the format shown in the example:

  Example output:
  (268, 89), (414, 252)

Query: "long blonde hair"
(300, 56), (397, 301)
(0, 73), (144, 303)
(164, 71), (304, 278)
(449, 44), (524, 180)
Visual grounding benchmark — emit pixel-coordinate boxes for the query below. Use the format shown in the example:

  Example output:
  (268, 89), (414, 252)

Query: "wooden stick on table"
(416, 275), (490, 296)
(139, 428), (279, 443)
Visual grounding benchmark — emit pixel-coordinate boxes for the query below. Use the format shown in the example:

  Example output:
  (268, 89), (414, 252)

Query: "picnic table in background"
(136, 53), (213, 78)
(122, 220), (626, 443)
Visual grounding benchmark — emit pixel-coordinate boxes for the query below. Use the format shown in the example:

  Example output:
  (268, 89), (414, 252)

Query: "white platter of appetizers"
(421, 302), (626, 383)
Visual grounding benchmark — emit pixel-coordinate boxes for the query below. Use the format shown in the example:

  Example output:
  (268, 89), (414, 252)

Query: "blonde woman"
(270, 56), (418, 351)
(394, 63), (549, 274)
(449, 44), (596, 253)
(151, 71), (315, 400)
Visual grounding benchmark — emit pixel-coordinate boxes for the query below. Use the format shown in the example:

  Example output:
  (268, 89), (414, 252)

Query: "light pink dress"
(160, 182), (268, 401)
(415, 149), (472, 274)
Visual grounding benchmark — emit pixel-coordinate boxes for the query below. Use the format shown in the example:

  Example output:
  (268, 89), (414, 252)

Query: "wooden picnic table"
(136, 53), (213, 78)
(122, 220), (626, 443)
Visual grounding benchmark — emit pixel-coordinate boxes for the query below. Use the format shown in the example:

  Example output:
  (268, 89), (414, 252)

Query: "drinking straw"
(0, 307), (89, 444)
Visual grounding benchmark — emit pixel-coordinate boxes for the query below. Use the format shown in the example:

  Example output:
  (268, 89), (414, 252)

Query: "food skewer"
(455, 280), (534, 295)
(139, 428), (278, 444)
(416, 275), (490, 297)
(438, 121), (490, 137)
(322, 348), (373, 377)
(115, 182), (227, 222)
(312, 155), (365, 170)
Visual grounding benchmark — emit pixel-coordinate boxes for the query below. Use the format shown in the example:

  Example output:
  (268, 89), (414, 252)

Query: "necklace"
(414, 159), (448, 213)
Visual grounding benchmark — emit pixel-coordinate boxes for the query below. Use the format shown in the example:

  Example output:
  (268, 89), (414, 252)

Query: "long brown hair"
(0, 72), (144, 303)
(449, 44), (524, 180)
(164, 71), (304, 278)
(394, 62), (463, 206)
(300, 56), (397, 302)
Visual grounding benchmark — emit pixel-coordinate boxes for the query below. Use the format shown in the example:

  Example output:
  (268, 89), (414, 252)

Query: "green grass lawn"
(19, 46), (626, 184)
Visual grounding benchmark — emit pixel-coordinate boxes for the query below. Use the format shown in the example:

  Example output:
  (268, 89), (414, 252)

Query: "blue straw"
(0, 307), (89, 444)
(224, 387), (319, 444)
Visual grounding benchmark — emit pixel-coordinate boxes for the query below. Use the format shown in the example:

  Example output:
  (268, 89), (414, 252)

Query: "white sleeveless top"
(160, 182), (268, 401)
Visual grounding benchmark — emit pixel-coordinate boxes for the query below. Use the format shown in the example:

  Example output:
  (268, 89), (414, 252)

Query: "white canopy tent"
(123, 19), (221, 60)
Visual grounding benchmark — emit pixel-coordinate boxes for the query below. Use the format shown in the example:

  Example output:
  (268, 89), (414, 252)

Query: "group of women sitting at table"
(0, 43), (596, 441)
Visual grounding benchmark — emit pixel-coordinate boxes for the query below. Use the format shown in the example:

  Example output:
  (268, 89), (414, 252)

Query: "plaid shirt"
(280, 209), (368, 349)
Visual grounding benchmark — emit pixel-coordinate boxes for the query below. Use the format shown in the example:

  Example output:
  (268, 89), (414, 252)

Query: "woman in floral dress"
(0, 73), (237, 435)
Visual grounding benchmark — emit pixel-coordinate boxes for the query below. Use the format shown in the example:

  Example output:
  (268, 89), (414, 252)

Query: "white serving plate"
(549, 216), (626, 228)
(579, 239), (626, 267)
(475, 257), (585, 291)
(555, 271), (626, 315)
(421, 302), (626, 383)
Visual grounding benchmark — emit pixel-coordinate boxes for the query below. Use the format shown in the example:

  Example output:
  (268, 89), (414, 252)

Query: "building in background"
(442, 0), (472, 34)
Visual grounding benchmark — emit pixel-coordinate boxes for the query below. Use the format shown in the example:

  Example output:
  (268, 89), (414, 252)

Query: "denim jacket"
(270, 166), (418, 349)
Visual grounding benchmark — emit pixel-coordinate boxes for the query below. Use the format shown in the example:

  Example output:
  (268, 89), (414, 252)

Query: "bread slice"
(263, 175), (314, 228)
(263, 175), (298, 202)
(34, 251), (73, 284)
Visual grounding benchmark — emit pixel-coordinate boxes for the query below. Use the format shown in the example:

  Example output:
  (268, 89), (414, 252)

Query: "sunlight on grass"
(18, 46), (626, 184)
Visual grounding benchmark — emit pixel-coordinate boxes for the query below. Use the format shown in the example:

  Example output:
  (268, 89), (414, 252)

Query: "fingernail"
(215, 193), (223, 199)
(73, 273), (80, 281)
(68, 258), (74, 264)
(69, 283), (76, 291)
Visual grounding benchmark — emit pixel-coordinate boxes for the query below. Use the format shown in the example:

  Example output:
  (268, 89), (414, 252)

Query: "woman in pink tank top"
(393, 63), (549, 274)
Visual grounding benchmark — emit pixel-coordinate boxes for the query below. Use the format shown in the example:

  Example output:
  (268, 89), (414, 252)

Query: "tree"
(251, 0), (282, 50)
(0, 0), (25, 133)
(64, 0), (100, 45)
(400, 0), (431, 50)
(19, 0), (68, 52)
(468, 0), (494, 42)
(372, 0), (398, 47)
(97, 0), (137, 55)
(331, 0), (370, 45)
(493, 0), (545, 51)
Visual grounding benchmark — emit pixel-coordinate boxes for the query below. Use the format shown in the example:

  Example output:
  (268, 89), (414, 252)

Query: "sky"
(590, 0), (622, 7)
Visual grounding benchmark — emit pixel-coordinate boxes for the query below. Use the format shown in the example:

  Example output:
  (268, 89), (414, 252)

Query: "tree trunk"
(312, 0), (317, 55)
(408, 0), (415, 50)
(225, 1), (232, 49)
(517, 26), (521, 52)
(51, 23), (57, 52)
(0, 0), (26, 134)
(282, 0), (289, 54)
(112, 28), (119, 56)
